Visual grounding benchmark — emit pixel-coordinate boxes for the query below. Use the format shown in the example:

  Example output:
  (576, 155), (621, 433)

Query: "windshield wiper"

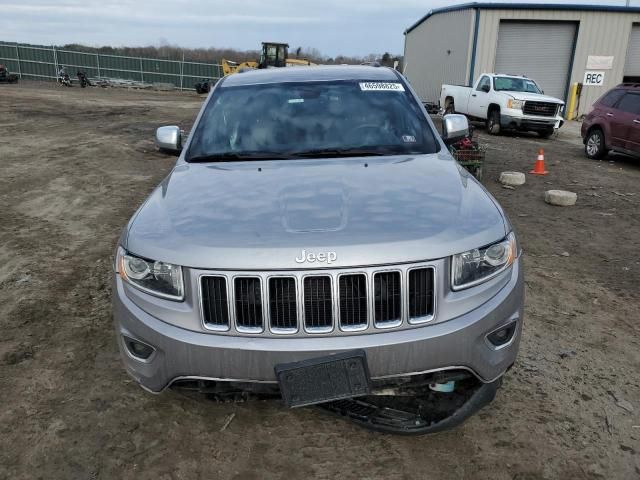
(288, 147), (399, 158)
(188, 147), (411, 162)
(187, 151), (294, 163)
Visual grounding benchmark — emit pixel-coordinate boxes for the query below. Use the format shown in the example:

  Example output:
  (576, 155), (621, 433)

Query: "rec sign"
(584, 71), (605, 86)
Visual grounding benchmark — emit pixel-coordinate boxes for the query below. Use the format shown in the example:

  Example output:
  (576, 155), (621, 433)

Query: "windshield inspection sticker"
(359, 82), (405, 92)
(402, 135), (416, 143)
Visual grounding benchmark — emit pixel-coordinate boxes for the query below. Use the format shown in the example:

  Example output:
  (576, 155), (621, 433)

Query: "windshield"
(186, 79), (439, 162)
(493, 77), (542, 94)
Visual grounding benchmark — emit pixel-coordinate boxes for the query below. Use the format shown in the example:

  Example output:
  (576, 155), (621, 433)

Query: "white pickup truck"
(440, 73), (565, 138)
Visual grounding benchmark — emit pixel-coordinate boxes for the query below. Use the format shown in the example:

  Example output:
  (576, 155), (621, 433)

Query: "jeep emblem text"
(295, 249), (337, 264)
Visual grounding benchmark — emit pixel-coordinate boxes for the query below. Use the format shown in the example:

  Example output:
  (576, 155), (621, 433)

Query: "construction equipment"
(221, 42), (315, 76)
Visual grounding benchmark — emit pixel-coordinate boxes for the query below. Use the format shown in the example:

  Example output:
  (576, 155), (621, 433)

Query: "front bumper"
(501, 113), (564, 131)
(113, 259), (524, 393)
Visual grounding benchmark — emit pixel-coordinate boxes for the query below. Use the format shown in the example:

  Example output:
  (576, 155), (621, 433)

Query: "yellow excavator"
(222, 42), (316, 76)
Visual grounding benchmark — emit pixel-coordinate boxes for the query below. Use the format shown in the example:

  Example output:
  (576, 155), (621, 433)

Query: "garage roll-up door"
(624, 25), (640, 76)
(495, 21), (577, 100)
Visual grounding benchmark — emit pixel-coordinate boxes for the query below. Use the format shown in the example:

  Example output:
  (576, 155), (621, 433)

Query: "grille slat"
(523, 101), (558, 117)
(234, 277), (263, 331)
(408, 268), (434, 322)
(269, 277), (297, 331)
(201, 276), (229, 329)
(339, 274), (368, 329)
(303, 276), (333, 331)
(374, 272), (402, 325)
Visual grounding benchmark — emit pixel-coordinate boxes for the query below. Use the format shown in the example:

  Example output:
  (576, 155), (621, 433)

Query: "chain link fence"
(0, 42), (222, 89)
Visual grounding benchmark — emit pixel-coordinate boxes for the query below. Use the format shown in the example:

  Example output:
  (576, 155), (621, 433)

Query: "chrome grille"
(200, 263), (435, 336)
(374, 271), (402, 326)
(268, 277), (297, 332)
(408, 268), (434, 322)
(339, 274), (368, 330)
(201, 276), (229, 330)
(234, 277), (263, 332)
(303, 276), (333, 332)
(523, 101), (558, 117)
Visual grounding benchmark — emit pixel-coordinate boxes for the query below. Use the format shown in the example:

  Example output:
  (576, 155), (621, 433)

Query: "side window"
(616, 93), (640, 114)
(599, 89), (625, 108)
(476, 76), (490, 92)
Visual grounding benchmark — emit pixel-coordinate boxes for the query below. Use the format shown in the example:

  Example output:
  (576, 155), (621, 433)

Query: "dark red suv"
(581, 84), (640, 159)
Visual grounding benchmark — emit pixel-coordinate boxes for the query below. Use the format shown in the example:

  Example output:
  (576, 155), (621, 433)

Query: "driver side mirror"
(441, 114), (469, 146)
(155, 126), (182, 154)
(481, 84), (490, 93)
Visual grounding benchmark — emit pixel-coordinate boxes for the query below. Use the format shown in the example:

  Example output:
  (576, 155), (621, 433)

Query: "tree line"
(59, 43), (402, 68)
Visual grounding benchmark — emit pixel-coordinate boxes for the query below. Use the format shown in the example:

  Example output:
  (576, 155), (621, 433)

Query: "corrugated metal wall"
(624, 24), (640, 76)
(0, 42), (222, 89)
(473, 9), (640, 115)
(403, 9), (475, 103)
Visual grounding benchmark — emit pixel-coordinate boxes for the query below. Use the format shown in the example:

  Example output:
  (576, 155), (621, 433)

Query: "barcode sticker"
(359, 82), (405, 92)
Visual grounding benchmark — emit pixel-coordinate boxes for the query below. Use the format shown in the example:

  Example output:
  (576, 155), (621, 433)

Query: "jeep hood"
(126, 153), (507, 269)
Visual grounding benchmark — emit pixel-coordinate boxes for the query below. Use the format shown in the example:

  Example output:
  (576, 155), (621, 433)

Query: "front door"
(614, 92), (640, 153)
(468, 75), (491, 118)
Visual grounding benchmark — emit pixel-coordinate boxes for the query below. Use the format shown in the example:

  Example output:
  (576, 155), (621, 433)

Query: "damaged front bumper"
(170, 368), (503, 435)
(113, 258), (523, 434)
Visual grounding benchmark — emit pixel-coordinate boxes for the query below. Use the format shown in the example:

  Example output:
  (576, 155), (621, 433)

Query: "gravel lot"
(1, 83), (638, 480)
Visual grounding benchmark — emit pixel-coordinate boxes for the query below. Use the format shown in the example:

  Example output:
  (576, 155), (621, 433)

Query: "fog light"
(123, 336), (155, 360)
(487, 322), (517, 347)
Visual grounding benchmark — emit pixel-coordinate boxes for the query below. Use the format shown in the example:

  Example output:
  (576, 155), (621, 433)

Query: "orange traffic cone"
(530, 148), (548, 175)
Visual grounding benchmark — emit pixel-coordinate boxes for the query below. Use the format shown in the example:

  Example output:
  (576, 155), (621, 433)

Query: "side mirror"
(481, 84), (490, 93)
(441, 114), (469, 145)
(155, 126), (182, 154)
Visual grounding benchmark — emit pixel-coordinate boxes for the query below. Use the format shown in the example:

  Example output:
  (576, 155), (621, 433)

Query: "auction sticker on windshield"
(359, 82), (405, 92)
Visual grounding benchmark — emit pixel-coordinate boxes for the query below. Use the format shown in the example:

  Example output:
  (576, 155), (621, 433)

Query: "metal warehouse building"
(403, 2), (640, 117)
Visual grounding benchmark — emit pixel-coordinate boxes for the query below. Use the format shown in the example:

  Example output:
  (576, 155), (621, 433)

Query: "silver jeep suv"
(113, 65), (523, 433)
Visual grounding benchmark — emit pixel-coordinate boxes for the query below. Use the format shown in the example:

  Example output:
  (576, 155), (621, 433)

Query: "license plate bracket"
(275, 350), (371, 408)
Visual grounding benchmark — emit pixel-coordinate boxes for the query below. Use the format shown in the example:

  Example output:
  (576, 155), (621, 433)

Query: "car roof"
(615, 83), (640, 91)
(221, 65), (400, 87)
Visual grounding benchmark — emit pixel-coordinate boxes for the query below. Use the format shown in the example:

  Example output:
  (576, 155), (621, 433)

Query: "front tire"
(585, 128), (608, 159)
(487, 110), (501, 135)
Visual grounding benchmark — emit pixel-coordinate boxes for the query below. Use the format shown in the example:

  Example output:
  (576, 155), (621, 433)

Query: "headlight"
(451, 233), (517, 290)
(116, 247), (184, 301)
(507, 99), (523, 110)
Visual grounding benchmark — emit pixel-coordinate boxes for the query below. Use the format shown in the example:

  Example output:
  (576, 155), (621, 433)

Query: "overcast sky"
(3, 0), (639, 56)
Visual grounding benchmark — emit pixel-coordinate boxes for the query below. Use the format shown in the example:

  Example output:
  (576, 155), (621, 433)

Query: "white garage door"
(495, 21), (577, 100)
(624, 24), (640, 77)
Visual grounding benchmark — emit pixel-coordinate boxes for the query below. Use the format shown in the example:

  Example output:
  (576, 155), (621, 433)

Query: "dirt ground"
(0, 82), (638, 480)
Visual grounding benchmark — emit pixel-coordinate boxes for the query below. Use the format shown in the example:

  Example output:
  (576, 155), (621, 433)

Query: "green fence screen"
(0, 42), (222, 89)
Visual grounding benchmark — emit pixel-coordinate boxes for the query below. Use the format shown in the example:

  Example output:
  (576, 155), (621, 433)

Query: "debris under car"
(171, 369), (499, 435)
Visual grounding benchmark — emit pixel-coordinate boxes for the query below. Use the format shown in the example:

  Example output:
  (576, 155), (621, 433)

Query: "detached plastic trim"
(317, 377), (501, 435)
